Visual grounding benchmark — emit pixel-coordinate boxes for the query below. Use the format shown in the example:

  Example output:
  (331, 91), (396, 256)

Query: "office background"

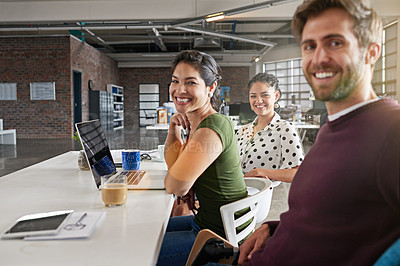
(0, 0), (399, 139)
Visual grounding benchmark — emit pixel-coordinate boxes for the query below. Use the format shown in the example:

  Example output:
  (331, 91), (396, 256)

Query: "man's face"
(301, 8), (366, 102)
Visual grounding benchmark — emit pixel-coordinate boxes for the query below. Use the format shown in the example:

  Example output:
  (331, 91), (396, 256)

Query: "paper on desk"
(24, 211), (105, 241)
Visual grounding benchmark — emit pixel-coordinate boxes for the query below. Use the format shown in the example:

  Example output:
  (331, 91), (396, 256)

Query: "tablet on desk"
(1, 210), (74, 239)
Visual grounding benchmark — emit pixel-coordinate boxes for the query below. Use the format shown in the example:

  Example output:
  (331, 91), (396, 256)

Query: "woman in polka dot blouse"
(236, 73), (304, 183)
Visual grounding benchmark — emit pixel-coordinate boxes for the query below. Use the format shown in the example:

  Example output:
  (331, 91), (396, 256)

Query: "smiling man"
(234, 0), (400, 265)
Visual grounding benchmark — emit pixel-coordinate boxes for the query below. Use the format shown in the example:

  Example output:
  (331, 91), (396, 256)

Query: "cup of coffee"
(101, 174), (127, 207)
(158, 145), (165, 161)
(122, 149), (140, 170)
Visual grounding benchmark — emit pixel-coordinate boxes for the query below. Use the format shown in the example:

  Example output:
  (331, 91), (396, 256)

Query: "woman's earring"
(274, 102), (279, 109)
(208, 92), (213, 97)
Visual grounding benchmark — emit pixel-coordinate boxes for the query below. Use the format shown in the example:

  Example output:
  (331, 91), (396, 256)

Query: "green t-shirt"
(193, 113), (248, 237)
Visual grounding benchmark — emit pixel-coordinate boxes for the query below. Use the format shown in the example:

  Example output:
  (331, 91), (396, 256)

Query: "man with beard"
(233, 0), (400, 265)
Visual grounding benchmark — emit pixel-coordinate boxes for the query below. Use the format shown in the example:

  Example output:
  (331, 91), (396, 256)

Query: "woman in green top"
(157, 50), (247, 266)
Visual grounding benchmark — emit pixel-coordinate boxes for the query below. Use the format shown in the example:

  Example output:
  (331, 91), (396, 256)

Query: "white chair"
(220, 177), (273, 247)
(246, 177), (275, 223)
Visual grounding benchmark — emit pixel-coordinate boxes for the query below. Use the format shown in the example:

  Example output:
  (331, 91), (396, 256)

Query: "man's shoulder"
(374, 98), (400, 121)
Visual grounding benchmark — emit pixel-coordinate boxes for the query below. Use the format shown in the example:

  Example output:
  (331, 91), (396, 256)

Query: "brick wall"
(220, 66), (250, 104)
(0, 36), (119, 138)
(0, 36), (249, 138)
(70, 37), (119, 123)
(119, 66), (249, 130)
(119, 68), (171, 132)
(0, 36), (71, 138)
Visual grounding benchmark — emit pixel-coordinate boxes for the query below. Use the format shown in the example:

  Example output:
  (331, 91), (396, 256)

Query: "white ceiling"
(0, 0), (398, 67)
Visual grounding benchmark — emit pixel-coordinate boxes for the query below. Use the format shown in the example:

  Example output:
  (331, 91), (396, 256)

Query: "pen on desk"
(76, 213), (87, 224)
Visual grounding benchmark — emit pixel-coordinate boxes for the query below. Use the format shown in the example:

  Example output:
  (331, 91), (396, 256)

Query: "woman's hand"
(244, 167), (299, 183)
(170, 113), (190, 130)
(165, 113), (190, 168)
(244, 168), (268, 178)
(177, 189), (197, 211)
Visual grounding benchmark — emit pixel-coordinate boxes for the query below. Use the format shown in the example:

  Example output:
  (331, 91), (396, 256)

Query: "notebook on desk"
(75, 119), (165, 190)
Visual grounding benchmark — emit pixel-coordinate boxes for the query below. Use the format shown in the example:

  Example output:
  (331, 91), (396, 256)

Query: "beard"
(307, 53), (365, 102)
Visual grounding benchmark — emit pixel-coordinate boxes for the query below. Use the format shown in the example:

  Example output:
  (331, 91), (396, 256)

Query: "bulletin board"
(0, 83), (17, 100)
(30, 82), (56, 100)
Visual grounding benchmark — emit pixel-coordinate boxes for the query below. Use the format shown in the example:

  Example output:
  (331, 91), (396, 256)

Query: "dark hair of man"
(291, 0), (382, 51)
(171, 50), (222, 112)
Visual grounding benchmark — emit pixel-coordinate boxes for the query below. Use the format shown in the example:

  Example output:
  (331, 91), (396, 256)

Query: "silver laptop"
(75, 119), (165, 190)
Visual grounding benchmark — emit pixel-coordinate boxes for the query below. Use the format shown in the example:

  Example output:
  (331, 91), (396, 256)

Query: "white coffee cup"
(158, 145), (165, 161)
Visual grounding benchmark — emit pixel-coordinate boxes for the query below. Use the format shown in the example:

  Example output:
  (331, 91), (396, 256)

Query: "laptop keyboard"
(119, 170), (146, 185)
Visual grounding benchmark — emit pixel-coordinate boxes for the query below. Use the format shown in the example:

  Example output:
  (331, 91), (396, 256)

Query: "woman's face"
(169, 62), (211, 114)
(249, 81), (279, 117)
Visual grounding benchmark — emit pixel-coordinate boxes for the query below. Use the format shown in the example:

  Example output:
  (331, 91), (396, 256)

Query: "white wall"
(0, 0), (398, 23)
(0, 0), (302, 22)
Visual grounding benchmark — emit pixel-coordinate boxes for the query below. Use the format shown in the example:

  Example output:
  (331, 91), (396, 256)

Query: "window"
(372, 20), (398, 101)
(139, 84), (159, 126)
(263, 58), (313, 110)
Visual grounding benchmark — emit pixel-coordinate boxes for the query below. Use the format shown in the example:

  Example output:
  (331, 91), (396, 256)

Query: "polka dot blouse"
(236, 112), (304, 173)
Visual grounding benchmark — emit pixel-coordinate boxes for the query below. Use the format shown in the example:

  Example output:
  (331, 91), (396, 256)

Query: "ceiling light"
(383, 20), (397, 29)
(205, 12), (225, 22)
(253, 56), (261, 63)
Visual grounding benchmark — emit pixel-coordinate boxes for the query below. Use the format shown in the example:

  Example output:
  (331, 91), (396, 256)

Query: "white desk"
(146, 122), (320, 143)
(146, 124), (169, 130)
(0, 151), (173, 266)
(294, 123), (320, 142)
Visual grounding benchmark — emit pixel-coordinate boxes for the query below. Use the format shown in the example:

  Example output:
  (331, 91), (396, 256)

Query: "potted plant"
(73, 131), (90, 171)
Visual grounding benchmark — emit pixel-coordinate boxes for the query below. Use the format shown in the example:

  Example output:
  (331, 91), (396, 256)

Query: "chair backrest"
(374, 238), (400, 266)
(220, 177), (273, 247)
(245, 177), (274, 223)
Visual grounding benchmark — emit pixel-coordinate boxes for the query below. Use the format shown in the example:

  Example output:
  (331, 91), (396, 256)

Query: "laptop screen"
(75, 120), (116, 188)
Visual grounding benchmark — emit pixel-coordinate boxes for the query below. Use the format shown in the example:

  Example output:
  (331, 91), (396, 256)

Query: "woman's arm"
(164, 127), (223, 196)
(244, 122), (303, 183)
(244, 166), (299, 183)
(164, 113), (190, 169)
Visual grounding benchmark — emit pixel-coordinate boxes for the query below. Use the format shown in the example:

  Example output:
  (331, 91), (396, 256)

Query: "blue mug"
(122, 150), (140, 170)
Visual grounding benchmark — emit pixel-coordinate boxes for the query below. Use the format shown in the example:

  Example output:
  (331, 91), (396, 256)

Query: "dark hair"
(247, 73), (281, 111)
(171, 50), (222, 111)
(291, 0), (382, 50)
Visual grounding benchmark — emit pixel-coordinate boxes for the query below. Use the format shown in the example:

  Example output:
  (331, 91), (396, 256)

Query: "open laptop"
(75, 119), (165, 190)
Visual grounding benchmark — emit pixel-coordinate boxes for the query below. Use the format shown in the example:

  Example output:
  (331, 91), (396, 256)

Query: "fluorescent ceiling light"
(205, 12), (225, 22)
(383, 20), (397, 29)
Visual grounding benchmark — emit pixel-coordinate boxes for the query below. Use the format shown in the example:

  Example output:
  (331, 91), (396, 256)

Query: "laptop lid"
(75, 119), (116, 189)
(76, 119), (166, 190)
